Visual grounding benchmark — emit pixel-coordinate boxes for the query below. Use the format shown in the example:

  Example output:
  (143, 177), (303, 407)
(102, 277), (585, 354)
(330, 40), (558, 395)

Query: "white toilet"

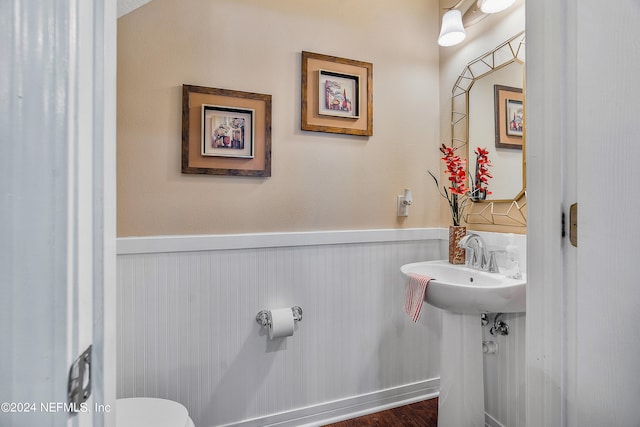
(116, 398), (195, 427)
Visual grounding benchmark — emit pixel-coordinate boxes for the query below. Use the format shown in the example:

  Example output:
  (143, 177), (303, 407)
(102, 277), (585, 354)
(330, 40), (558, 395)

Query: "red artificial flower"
(430, 144), (475, 226)
(476, 147), (490, 157)
(440, 144), (469, 195)
(473, 147), (493, 196)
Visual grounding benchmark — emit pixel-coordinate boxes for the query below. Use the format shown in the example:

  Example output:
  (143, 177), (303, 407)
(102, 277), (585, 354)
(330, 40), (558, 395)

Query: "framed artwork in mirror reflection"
(494, 84), (523, 149)
(505, 99), (523, 137)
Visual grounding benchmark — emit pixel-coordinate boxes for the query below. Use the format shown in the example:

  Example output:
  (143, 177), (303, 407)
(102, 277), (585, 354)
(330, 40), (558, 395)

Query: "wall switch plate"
(397, 195), (408, 217)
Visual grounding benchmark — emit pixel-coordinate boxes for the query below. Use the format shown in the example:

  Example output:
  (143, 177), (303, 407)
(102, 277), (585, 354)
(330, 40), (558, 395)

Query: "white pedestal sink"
(401, 260), (526, 314)
(401, 260), (526, 426)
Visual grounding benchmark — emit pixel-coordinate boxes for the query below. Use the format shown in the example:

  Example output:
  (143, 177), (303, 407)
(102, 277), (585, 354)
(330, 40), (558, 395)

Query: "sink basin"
(401, 260), (526, 314)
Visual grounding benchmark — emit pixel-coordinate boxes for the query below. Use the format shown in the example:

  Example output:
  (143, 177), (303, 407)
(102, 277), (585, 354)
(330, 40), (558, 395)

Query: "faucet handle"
(468, 247), (479, 267)
(487, 250), (506, 273)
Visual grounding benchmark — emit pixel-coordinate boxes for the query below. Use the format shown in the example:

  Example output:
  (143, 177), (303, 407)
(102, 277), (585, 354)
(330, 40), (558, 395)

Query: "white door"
(527, 0), (640, 426)
(571, 1), (640, 425)
(0, 1), (116, 426)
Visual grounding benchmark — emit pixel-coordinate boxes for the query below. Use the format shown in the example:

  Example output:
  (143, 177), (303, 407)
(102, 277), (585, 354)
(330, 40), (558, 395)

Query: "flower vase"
(449, 225), (466, 265)
(470, 188), (487, 202)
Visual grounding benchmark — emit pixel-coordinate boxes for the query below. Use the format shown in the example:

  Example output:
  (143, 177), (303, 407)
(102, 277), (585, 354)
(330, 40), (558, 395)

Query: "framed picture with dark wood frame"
(494, 84), (523, 149)
(182, 85), (271, 176)
(301, 51), (373, 136)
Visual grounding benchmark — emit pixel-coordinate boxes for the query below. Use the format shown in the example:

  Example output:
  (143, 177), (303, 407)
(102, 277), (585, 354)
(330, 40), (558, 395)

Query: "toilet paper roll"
(268, 308), (295, 339)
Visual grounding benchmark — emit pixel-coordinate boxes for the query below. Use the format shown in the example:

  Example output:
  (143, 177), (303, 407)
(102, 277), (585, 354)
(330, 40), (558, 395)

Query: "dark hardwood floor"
(323, 398), (438, 427)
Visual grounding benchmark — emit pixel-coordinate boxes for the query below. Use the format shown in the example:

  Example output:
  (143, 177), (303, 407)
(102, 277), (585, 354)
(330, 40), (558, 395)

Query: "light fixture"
(438, 9), (466, 47)
(477, 0), (516, 14)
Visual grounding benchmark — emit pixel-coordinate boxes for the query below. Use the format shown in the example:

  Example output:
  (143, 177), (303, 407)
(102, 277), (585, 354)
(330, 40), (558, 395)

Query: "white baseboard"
(217, 378), (440, 427)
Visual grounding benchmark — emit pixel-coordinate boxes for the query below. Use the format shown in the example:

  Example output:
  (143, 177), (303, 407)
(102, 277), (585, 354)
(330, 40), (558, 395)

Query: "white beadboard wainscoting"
(478, 231), (527, 427)
(483, 313), (526, 427)
(116, 228), (526, 427)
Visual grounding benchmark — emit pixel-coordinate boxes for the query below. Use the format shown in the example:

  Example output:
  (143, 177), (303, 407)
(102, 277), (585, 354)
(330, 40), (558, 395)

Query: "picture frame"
(494, 84), (523, 149)
(301, 51), (373, 136)
(182, 85), (271, 176)
(318, 69), (360, 119)
(201, 104), (254, 159)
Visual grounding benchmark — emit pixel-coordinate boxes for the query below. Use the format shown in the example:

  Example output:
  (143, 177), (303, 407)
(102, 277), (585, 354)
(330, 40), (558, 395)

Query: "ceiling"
(120, 0), (492, 24)
(117, 0), (153, 18)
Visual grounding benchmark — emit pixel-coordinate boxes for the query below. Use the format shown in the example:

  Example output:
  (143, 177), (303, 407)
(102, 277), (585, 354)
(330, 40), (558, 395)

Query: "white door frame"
(0, 1), (116, 426)
(525, 0), (574, 425)
(93, 0), (118, 426)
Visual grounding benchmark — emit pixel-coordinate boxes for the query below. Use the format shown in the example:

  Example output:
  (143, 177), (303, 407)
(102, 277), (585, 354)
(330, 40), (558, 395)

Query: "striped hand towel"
(405, 273), (432, 322)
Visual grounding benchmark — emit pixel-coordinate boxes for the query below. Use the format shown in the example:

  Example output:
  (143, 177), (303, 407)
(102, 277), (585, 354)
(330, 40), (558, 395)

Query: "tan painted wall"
(117, 0), (442, 236)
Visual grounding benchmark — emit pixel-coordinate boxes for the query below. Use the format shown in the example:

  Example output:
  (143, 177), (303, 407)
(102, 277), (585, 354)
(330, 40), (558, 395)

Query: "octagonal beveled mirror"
(451, 31), (527, 227)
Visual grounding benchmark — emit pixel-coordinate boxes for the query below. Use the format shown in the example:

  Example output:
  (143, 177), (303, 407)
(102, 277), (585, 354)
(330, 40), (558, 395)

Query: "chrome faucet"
(458, 233), (498, 272)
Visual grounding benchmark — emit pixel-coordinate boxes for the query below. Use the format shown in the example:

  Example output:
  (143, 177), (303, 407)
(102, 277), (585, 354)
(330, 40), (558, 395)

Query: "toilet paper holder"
(256, 306), (303, 327)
